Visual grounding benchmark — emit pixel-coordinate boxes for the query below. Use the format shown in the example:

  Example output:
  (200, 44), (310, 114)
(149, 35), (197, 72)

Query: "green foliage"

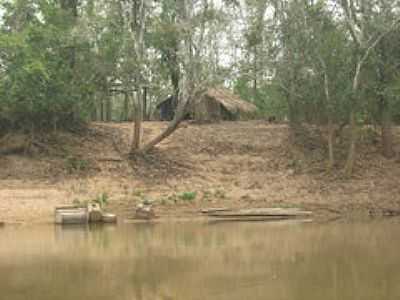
(93, 192), (109, 208)
(1, 0), (399, 168)
(65, 156), (89, 173)
(234, 80), (288, 119)
(0, 1), (97, 133)
(178, 191), (197, 202)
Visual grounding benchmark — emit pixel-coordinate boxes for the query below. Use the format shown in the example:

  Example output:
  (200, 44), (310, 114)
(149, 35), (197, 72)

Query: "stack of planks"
(55, 204), (117, 225)
(201, 207), (312, 221)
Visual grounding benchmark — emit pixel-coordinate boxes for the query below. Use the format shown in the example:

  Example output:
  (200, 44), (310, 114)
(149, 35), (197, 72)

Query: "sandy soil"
(1, 121), (400, 224)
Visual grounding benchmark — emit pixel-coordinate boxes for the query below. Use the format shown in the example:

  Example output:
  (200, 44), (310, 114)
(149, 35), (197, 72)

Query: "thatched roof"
(155, 87), (258, 117)
(202, 88), (257, 114)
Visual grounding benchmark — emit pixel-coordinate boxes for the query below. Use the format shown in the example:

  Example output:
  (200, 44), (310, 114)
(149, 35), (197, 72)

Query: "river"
(0, 219), (399, 300)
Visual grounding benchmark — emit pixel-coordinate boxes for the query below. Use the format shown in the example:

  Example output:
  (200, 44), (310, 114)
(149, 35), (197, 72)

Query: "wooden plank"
(55, 205), (86, 210)
(201, 208), (232, 214)
(206, 208), (312, 218)
(209, 217), (313, 223)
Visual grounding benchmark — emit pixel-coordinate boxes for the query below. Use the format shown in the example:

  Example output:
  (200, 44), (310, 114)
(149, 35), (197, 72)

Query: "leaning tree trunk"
(138, 92), (189, 154)
(134, 0), (198, 155)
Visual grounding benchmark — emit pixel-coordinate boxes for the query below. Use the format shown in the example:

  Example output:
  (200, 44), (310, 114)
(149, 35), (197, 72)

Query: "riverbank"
(1, 121), (400, 224)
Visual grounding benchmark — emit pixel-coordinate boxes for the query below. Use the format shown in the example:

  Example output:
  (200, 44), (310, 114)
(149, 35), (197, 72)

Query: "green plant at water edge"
(93, 193), (109, 208)
(65, 156), (89, 173)
(179, 191), (197, 202)
(141, 198), (154, 205)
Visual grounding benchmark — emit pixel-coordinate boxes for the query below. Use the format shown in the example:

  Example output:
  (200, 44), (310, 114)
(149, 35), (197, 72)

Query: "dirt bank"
(1, 121), (400, 224)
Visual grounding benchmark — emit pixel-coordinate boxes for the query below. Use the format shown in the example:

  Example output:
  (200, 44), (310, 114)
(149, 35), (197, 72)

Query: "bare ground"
(1, 121), (400, 224)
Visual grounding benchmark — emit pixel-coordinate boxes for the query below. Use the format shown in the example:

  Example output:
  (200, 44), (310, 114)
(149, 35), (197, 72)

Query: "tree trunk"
(344, 59), (362, 175)
(123, 93), (129, 121)
(138, 99), (188, 154)
(253, 46), (257, 101)
(91, 96), (97, 121)
(344, 109), (357, 175)
(100, 97), (104, 121)
(138, 0), (194, 154)
(131, 89), (143, 152)
(106, 96), (112, 122)
(327, 118), (335, 170)
(322, 66), (335, 170)
(381, 99), (395, 158)
(143, 87), (147, 121)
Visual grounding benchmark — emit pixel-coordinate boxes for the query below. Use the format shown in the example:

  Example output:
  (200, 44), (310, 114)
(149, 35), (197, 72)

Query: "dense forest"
(0, 0), (400, 175)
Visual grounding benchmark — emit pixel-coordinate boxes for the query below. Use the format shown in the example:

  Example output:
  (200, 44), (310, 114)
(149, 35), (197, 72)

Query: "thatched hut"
(155, 88), (257, 122)
(192, 88), (257, 122)
(155, 96), (176, 121)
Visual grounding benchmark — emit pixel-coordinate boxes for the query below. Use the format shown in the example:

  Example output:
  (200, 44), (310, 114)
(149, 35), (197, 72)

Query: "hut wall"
(194, 96), (222, 122)
(159, 97), (175, 121)
(220, 105), (240, 120)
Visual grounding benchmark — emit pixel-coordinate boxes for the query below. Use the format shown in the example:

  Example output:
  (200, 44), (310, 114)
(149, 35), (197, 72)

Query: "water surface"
(0, 219), (399, 300)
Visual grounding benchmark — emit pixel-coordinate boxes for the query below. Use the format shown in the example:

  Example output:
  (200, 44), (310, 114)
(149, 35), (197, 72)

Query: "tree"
(138, 0), (212, 154)
(0, 0), (97, 134)
(338, 0), (400, 174)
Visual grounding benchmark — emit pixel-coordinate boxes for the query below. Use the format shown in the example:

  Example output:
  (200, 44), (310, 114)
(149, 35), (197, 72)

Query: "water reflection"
(0, 219), (399, 300)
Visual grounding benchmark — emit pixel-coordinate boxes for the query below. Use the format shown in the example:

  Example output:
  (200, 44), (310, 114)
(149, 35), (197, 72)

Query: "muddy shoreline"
(1, 121), (400, 224)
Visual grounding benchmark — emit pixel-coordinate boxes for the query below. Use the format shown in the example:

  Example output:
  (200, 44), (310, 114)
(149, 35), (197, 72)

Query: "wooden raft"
(202, 208), (312, 221)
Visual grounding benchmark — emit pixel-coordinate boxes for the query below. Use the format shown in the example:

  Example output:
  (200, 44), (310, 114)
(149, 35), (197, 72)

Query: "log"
(206, 208), (312, 218)
(55, 211), (88, 225)
(201, 208), (232, 214)
(209, 216), (313, 223)
(102, 213), (117, 223)
(88, 203), (103, 223)
(97, 157), (124, 162)
(55, 205), (86, 210)
(209, 216), (297, 222)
